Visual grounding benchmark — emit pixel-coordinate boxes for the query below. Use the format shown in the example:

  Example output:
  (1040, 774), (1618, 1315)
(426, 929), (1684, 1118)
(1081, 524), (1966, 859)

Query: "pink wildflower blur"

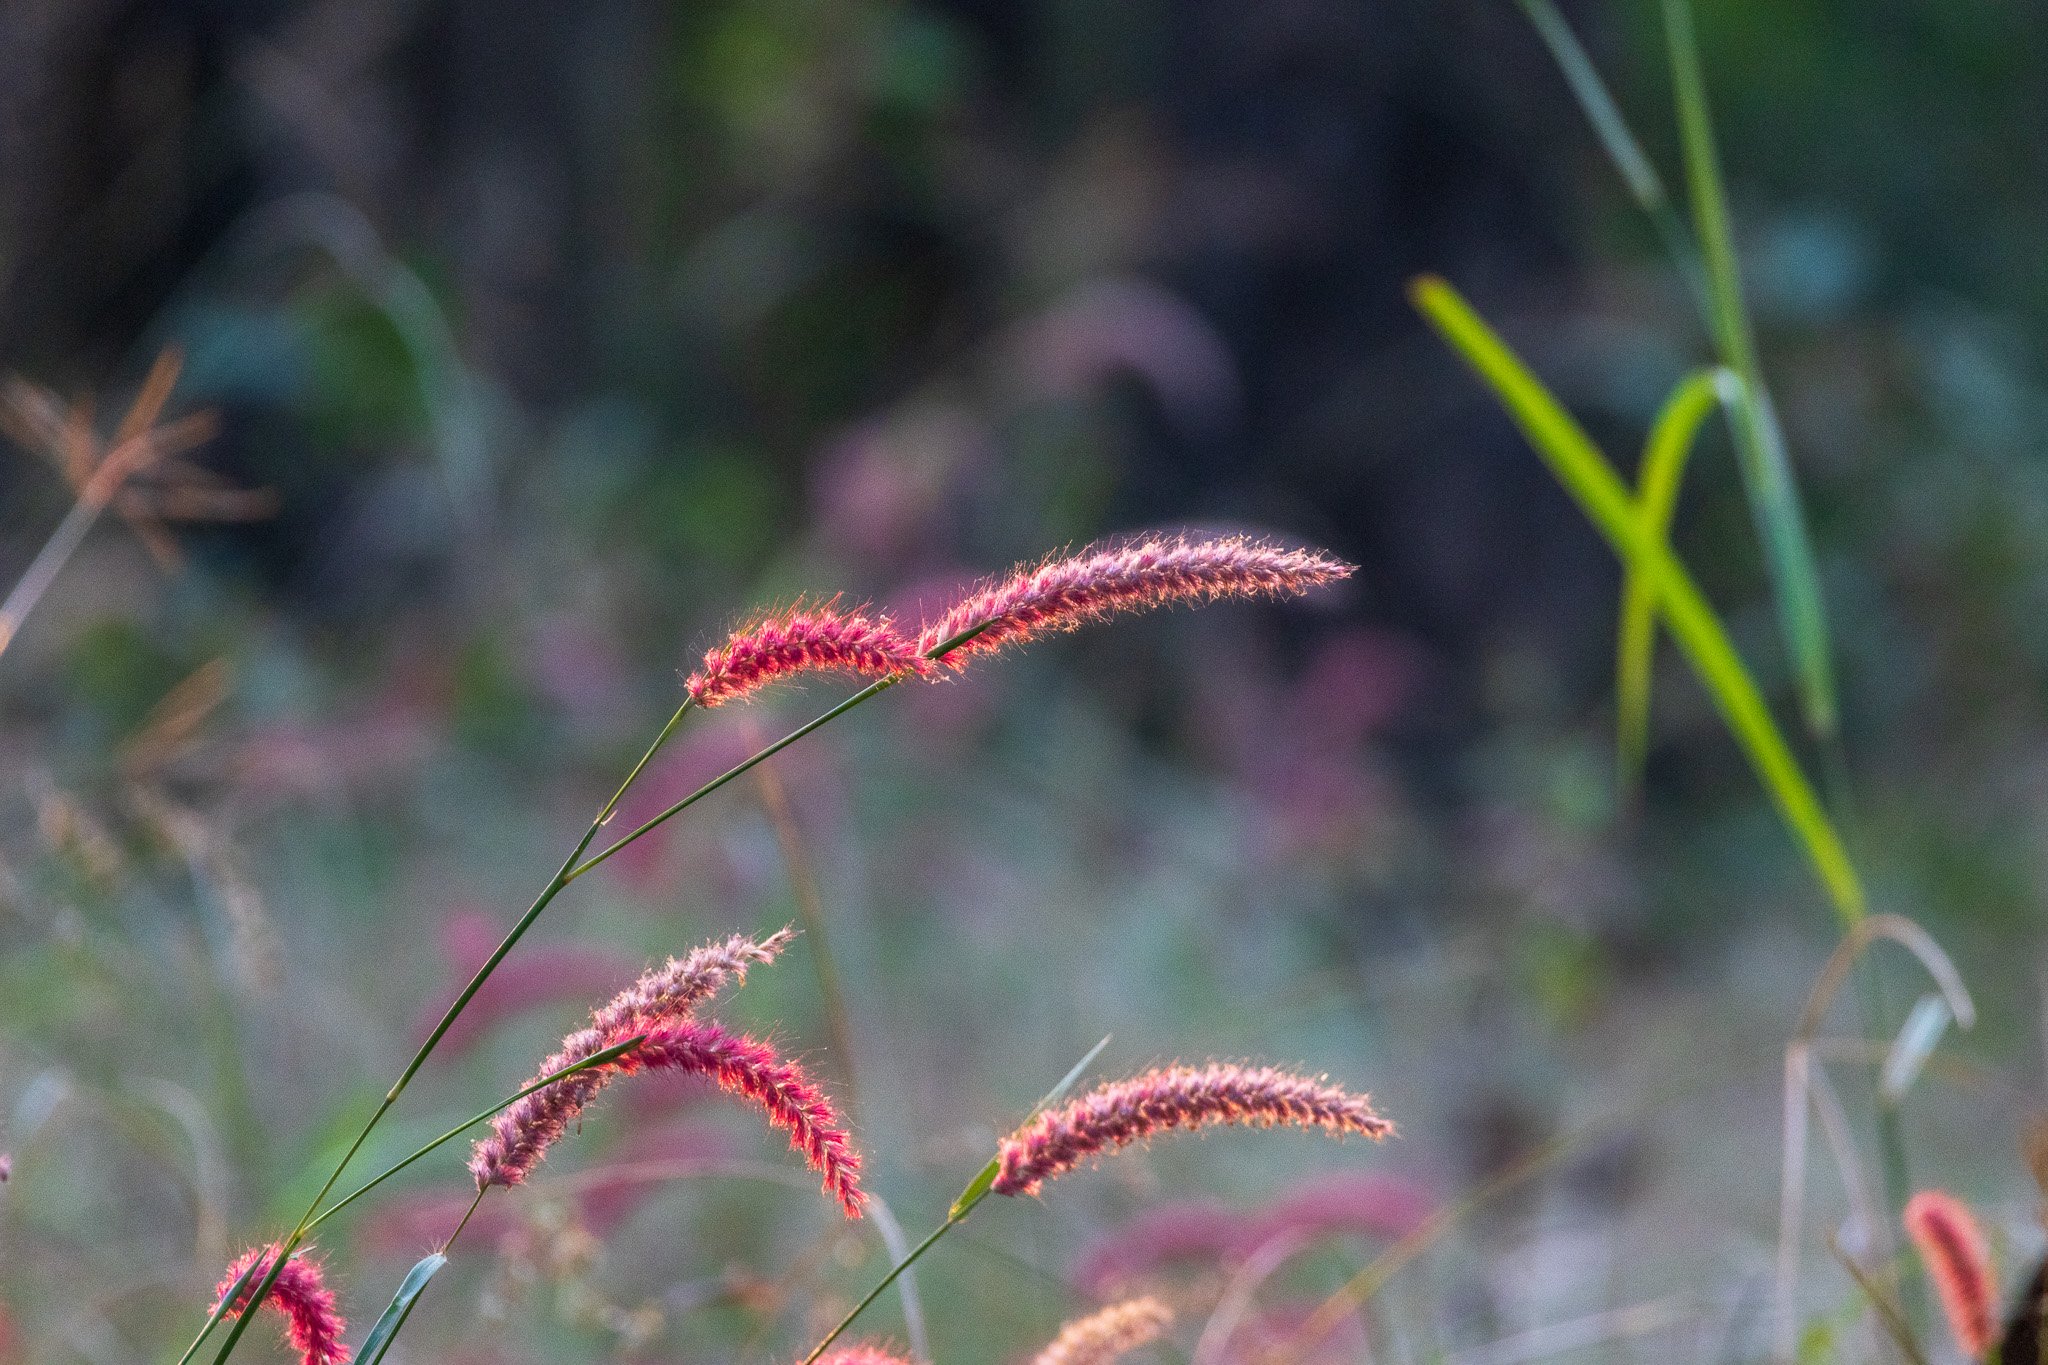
(1074, 1172), (1432, 1295)
(1073, 1200), (1243, 1292)
(993, 1063), (1391, 1197)
(1904, 1189), (1997, 1361)
(686, 601), (927, 708)
(214, 1245), (349, 1365)
(918, 532), (1352, 666)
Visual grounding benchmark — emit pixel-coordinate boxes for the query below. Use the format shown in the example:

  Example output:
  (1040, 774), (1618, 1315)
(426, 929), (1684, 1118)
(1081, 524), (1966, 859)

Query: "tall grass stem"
(1662, 0), (1838, 742)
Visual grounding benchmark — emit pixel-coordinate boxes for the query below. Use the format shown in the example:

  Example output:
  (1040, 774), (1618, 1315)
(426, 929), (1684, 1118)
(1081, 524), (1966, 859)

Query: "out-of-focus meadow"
(1, 1), (2045, 1361)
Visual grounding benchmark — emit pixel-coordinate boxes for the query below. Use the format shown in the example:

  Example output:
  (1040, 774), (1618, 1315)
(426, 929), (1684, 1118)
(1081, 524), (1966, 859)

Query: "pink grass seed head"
(214, 1245), (349, 1365)
(687, 602), (927, 708)
(1904, 1189), (1998, 1360)
(469, 927), (795, 1191)
(620, 1018), (865, 1217)
(1031, 1296), (1175, 1365)
(992, 1063), (1392, 1198)
(917, 532), (1353, 667)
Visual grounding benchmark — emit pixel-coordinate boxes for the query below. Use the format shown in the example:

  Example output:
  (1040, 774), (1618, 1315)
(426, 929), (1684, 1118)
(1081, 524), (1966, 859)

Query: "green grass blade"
(355, 1252), (449, 1365)
(1410, 275), (1863, 926)
(305, 1034), (645, 1235)
(1617, 367), (1732, 788)
(950, 1033), (1111, 1220)
(1662, 0), (1838, 740)
(1878, 993), (1952, 1104)
(1513, 0), (1710, 319)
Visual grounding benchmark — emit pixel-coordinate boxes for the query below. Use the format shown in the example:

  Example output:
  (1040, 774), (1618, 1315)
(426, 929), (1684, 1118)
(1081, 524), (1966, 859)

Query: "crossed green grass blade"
(1410, 275), (1862, 927)
(1617, 366), (1732, 788)
(1515, 0), (1839, 743)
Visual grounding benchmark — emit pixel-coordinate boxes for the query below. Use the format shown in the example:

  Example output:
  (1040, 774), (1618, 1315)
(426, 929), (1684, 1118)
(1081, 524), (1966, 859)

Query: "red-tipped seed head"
(918, 532), (1353, 667)
(214, 1245), (350, 1365)
(993, 1063), (1391, 1198)
(1904, 1189), (1997, 1361)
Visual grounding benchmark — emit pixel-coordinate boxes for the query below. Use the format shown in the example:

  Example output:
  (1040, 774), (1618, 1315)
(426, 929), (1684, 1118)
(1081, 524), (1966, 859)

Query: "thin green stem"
(447, 1185), (489, 1249)
(395, 697), (692, 1099)
(566, 679), (903, 883)
(800, 1197), (983, 1365)
(208, 625), (980, 1362)
(203, 700), (692, 1363)
(173, 1258), (261, 1365)
(564, 624), (989, 884)
(1512, 0), (1711, 323)
(303, 1036), (644, 1236)
(0, 494), (106, 666)
(1663, 0), (1837, 741)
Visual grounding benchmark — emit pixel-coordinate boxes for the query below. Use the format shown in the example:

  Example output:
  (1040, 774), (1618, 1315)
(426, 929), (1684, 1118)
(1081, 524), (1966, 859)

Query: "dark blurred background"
(2, 1), (2046, 1360)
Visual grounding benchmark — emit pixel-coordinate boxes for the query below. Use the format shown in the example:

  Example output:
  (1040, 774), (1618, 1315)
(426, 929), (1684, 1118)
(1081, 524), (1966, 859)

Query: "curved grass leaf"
(1410, 274), (1863, 926)
(1663, 0), (1838, 741)
(356, 1252), (449, 1365)
(1617, 367), (1733, 787)
(1879, 993), (1954, 1104)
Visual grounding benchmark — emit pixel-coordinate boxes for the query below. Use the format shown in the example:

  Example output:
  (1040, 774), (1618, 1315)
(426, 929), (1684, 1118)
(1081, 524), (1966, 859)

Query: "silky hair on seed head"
(687, 597), (928, 708)
(918, 532), (1353, 667)
(993, 1062), (1391, 1197)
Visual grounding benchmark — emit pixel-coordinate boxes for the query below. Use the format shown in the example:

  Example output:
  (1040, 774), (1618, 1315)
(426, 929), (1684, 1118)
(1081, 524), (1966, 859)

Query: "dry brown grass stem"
(0, 349), (274, 666)
(1797, 913), (1975, 1041)
(1776, 913), (1977, 1362)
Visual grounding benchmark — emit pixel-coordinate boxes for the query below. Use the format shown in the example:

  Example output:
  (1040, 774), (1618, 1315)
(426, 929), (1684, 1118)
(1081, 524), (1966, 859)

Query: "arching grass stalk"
(305, 1035), (645, 1236)
(204, 628), (977, 1362)
(203, 535), (1348, 1362)
(203, 699), (693, 1363)
(803, 1035), (1112, 1365)
(1662, 0), (1837, 746)
(177, 1040), (641, 1365)
(1615, 368), (1730, 789)
(205, 629), (985, 1362)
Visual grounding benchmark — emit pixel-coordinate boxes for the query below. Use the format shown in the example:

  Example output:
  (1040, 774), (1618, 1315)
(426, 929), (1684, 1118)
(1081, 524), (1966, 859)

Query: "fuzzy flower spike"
(687, 599), (928, 708)
(1904, 1189), (1997, 1361)
(814, 1347), (917, 1365)
(618, 1017), (865, 1216)
(993, 1063), (1391, 1197)
(1032, 1296), (1175, 1365)
(918, 532), (1353, 666)
(469, 926), (866, 1216)
(214, 1245), (349, 1365)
